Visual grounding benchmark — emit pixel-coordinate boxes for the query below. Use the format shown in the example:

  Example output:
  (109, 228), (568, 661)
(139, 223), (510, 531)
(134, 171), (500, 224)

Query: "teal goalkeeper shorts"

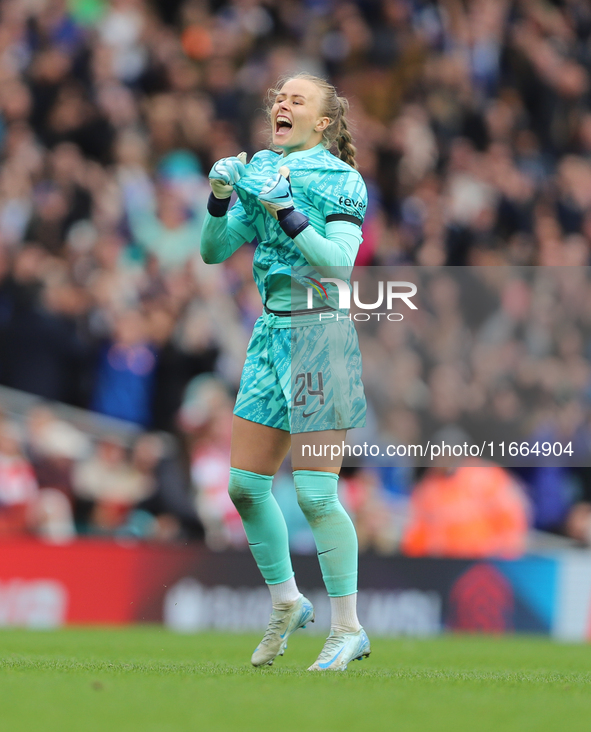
(233, 309), (366, 434)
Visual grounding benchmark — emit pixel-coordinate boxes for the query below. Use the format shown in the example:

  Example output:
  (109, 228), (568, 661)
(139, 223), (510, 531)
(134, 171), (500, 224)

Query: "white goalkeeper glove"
(208, 152), (247, 199)
(258, 166), (293, 219)
(258, 166), (309, 238)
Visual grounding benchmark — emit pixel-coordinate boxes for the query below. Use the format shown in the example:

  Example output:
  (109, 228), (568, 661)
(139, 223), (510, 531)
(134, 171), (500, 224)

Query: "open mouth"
(275, 115), (293, 135)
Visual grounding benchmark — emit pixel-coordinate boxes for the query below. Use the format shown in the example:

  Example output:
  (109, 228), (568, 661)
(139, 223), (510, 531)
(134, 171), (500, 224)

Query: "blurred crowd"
(0, 403), (204, 541)
(0, 0), (591, 555)
(355, 266), (591, 554)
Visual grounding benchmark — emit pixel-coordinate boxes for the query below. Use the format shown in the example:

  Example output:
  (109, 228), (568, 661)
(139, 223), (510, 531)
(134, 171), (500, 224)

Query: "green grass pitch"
(1, 627), (591, 732)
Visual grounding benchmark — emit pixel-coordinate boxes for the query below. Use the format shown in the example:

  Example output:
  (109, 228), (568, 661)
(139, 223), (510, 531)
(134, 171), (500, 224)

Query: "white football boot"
(308, 628), (371, 671)
(251, 594), (315, 667)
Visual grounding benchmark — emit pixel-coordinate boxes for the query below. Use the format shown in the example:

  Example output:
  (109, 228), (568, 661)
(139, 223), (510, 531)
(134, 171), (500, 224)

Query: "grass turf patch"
(1, 627), (590, 732)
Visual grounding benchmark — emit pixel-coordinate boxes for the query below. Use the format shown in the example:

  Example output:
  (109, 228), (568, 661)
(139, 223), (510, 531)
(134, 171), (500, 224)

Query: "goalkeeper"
(200, 73), (369, 672)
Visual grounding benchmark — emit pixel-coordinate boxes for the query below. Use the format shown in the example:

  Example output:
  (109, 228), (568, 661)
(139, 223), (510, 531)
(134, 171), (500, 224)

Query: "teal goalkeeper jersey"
(228, 144), (367, 309)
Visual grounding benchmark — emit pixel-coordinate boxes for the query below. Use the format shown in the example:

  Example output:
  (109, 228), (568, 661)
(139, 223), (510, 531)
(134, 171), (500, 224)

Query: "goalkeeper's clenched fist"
(207, 152), (247, 216)
(258, 166), (294, 219)
(258, 166), (310, 239)
(208, 152), (248, 199)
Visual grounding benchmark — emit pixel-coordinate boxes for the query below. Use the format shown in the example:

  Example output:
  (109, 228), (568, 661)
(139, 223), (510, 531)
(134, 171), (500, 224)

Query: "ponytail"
(335, 97), (357, 170)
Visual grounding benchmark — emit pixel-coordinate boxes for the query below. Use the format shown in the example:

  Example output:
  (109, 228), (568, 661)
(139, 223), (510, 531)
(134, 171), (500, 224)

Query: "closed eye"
(275, 95), (305, 105)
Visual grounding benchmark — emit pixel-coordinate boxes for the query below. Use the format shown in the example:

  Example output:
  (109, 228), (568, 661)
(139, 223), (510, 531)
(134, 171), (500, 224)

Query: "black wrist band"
(278, 209), (309, 238)
(207, 192), (231, 217)
(276, 206), (294, 223)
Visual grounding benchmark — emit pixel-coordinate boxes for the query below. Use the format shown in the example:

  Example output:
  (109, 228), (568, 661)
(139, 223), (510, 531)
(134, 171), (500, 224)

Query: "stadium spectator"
(72, 435), (152, 533)
(401, 462), (529, 559)
(180, 375), (244, 549)
(25, 405), (90, 501)
(0, 419), (39, 537)
(91, 309), (157, 426)
(132, 432), (204, 540)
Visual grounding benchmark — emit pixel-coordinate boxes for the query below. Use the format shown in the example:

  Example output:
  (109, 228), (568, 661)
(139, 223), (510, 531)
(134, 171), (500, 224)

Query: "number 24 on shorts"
(294, 372), (325, 410)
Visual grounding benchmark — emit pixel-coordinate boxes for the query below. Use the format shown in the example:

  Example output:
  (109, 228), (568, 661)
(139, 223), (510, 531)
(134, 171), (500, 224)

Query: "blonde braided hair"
(267, 73), (358, 169)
